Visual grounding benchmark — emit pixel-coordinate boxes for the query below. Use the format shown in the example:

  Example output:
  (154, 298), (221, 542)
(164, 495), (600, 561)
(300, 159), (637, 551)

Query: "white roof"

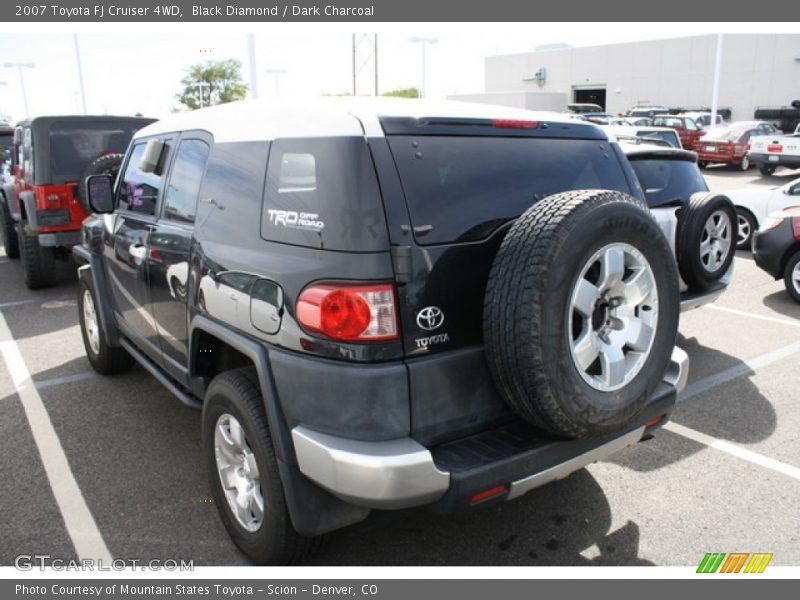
(135, 97), (600, 143)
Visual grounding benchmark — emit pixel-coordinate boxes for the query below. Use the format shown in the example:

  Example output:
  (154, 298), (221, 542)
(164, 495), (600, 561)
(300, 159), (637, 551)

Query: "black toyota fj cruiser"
(74, 99), (714, 565)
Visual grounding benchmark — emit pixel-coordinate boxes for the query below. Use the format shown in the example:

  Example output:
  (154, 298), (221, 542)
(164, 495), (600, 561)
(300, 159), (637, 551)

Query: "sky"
(0, 24), (793, 123)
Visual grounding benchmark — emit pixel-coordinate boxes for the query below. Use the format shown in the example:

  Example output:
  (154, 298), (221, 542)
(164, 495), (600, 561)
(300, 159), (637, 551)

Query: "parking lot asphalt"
(1, 166), (799, 567)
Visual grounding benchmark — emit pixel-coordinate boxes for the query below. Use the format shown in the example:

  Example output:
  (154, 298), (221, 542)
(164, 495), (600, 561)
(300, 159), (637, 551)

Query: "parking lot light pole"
(73, 35), (88, 115)
(191, 81), (210, 109)
(4, 61), (35, 118)
(265, 69), (287, 99)
(710, 34), (723, 129)
(408, 37), (438, 99)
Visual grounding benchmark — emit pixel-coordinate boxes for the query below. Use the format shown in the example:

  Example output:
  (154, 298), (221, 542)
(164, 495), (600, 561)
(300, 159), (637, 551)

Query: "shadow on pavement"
(762, 289), (800, 321)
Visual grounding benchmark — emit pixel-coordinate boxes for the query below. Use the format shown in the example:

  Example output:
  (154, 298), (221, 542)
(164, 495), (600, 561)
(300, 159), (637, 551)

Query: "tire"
(19, 221), (57, 289)
(783, 251), (800, 304)
(736, 155), (750, 171)
(0, 197), (20, 259)
(78, 279), (134, 374)
(676, 193), (737, 290)
(759, 165), (776, 176)
(754, 108), (783, 120)
(483, 190), (679, 439)
(698, 161), (708, 169)
(735, 209), (757, 251)
(202, 369), (323, 565)
(78, 153), (124, 213)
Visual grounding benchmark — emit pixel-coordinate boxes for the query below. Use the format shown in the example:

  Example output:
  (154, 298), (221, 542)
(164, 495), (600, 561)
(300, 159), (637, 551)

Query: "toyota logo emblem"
(416, 306), (444, 331)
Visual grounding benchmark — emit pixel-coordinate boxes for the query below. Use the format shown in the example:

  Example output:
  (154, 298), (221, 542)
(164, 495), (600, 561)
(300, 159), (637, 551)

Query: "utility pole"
(408, 37), (438, 99)
(264, 69), (286, 99)
(247, 34), (258, 100)
(4, 62), (35, 117)
(710, 33), (724, 128)
(73, 35), (88, 114)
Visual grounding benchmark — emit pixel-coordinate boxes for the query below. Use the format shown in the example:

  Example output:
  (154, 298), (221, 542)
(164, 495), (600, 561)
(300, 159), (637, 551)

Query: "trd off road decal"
(267, 209), (325, 232)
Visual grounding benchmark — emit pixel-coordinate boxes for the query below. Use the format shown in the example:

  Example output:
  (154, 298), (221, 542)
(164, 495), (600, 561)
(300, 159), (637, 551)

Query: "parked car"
(0, 115), (155, 287)
(567, 102), (603, 114)
(626, 106), (669, 120)
(748, 124), (800, 176)
(723, 177), (800, 249)
(582, 112), (614, 124)
(753, 206), (800, 303)
(74, 98), (691, 565)
(679, 112), (726, 131)
(652, 115), (705, 151)
(619, 140), (736, 309)
(624, 116), (654, 127)
(606, 125), (683, 149)
(697, 121), (780, 171)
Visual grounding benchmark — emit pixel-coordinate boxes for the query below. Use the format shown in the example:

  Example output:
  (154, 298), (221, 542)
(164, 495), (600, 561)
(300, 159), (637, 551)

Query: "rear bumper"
(292, 347), (689, 511)
(753, 220), (795, 279)
(748, 152), (800, 168)
(696, 150), (739, 164)
(38, 230), (81, 247)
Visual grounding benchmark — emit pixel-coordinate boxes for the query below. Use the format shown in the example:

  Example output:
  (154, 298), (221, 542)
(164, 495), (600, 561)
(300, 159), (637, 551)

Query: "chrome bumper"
(292, 347), (690, 509)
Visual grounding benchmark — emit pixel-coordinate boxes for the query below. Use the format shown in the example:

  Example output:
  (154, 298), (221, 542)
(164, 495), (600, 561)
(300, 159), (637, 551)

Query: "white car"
(605, 125), (683, 149)
(725, 177), (800, 249)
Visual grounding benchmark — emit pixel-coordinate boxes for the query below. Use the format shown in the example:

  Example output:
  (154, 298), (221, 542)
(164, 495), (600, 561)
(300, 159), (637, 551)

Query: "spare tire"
(484, 190), (679, 439)
(676, 192), (736, 290)
(78, 153), (124, 213)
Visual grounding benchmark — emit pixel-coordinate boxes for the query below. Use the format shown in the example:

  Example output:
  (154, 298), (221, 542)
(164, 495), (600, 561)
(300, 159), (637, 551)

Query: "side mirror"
(139, 139), (166, 174)
(86, 174), (114, 213)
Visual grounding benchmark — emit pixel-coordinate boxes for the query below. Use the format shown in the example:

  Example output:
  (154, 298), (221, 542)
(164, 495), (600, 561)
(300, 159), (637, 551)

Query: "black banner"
(2, 0), (800, 22)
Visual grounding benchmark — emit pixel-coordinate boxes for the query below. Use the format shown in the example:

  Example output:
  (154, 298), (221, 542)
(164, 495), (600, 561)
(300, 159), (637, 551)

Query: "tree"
(382, 87), (421, 99)
(176, 59), (248, 111)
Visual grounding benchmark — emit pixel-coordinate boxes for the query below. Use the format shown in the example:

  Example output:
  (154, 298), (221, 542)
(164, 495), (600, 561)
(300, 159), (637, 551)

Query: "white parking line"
(0, 310), (112, 562)
(664, 422), (800, 483)
(0, 299), (39, 310)
(706, 304), (800, 328)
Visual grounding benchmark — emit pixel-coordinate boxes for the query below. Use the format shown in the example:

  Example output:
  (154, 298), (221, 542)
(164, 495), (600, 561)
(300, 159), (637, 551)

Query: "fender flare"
(73, 245), (122, 347)
(188, 315), (369, 535)
(19, 190), (37, 229)
(1, 184), (20, 221)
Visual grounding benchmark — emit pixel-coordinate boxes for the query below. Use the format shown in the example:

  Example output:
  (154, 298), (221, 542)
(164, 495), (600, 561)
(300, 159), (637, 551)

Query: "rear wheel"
(203, 369), (323, 564)
(0, 198), (20, 259)
(484, 190), (679, 439)
(737, 155), (750, 171)
(759, 164), (776, 176)
(19, 222), (56, 289)
(783, 251), (800, 304)
(735, 208), (757, 250)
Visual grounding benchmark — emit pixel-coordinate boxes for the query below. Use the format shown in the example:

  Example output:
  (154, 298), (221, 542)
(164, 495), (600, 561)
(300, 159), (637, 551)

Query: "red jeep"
(652, 114), (705, 151)
(0, 115), (154, 288)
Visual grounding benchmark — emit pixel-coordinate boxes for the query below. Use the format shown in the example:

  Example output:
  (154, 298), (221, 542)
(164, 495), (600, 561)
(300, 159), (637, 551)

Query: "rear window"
(629, 158), (708, 207)
(261, 137), (387, 252)
(49, 121), (141, 181)
(388, 136), (631, 245)
(637, 130), (681, 148)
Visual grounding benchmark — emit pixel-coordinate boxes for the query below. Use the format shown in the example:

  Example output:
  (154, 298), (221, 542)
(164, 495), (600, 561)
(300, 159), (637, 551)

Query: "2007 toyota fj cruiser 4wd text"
(0, 115), (155, 288)
(74, 99), (731, 565)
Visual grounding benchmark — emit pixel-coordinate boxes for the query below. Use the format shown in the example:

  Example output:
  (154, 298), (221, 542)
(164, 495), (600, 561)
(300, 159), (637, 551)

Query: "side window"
(22, 128), (33, 179)
(162, 139), (210, 225)
(260, 137), (386, 251)
(118, 141), (166, 216)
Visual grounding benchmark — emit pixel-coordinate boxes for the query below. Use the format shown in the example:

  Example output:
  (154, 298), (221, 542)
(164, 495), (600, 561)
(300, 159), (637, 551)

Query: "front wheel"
(202, 369), (323, 565)
(735, 209), (757, 251)
(784, 251), (800, 304)
(78, 280), (134, 374)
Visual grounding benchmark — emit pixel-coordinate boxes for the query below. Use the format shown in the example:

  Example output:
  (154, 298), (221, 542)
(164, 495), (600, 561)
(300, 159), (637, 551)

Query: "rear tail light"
(492, 118), (538, 129)
(297, 283), (399, 342)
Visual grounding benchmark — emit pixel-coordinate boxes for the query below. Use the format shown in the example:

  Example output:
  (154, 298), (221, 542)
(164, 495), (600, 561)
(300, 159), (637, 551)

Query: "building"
(449, 34), (800, 120)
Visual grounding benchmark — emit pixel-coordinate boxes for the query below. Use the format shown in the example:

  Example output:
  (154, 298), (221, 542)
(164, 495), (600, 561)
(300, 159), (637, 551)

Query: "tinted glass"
(388, 136), (630, 245)
(162, 139), (210, 224)
(629, 158), (708, 207)
(49, 121), (141, 181)
(261, 137), (387, 251)
(118, 142), (165, 216)
(637, 130), (681, 148)
(196, 141), (269, 243)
